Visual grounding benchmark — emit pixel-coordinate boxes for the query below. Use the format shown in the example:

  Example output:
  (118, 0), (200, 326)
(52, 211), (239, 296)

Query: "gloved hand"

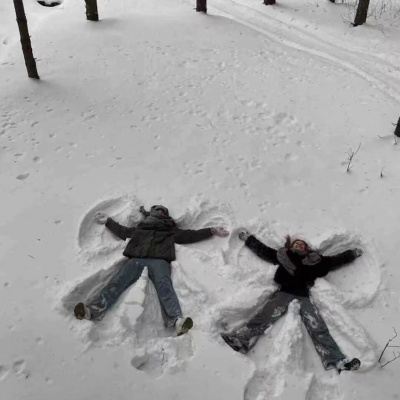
(211, 227), (230, 237)
(95, 212), (109, 224)
(353, 248), (363, 258)
(238, 230), (251, 241)
(139, 206), (150, 217)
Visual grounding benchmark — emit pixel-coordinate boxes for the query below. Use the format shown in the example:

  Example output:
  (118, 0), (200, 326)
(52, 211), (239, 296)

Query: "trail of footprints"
(0, 358), (29, 381)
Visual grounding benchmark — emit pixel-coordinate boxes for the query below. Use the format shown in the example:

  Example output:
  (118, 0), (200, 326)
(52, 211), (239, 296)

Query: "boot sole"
(74, 303), (91, 320)
(74, 303), (85, 320)
(350, 359), (361, 370)
(177, 317), (193, 336)
(338, 358), (361, 373)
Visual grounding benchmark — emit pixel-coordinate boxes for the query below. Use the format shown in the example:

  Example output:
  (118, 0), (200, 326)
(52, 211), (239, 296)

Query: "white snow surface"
(1, 0), (400, 399)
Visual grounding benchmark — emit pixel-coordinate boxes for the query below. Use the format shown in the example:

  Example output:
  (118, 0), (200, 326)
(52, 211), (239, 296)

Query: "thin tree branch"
(381, 352), (400, 368)
(346, 143), (361, 172)
(379, 327), (398, 362)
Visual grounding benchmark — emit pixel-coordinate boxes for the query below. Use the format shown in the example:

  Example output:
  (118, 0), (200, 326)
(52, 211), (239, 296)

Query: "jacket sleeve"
(245, 235), (279, 265)
(174, 228), (213, 244)
(322, 250), (357, 272)
(105, 218), (136, 240)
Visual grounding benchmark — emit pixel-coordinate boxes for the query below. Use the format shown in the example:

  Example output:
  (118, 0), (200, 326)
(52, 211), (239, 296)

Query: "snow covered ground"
(1, 0), (400, 399)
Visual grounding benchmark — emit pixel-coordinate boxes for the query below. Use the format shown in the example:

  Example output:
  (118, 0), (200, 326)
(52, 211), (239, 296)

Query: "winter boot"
(175, 317), (193, 336)
(336, 358), (361, 373)
(74, 302), (92, 320)
(221, 333), (249, 354)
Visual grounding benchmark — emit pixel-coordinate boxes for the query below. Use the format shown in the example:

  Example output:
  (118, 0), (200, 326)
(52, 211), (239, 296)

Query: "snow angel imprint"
(221, 232), (363, 373)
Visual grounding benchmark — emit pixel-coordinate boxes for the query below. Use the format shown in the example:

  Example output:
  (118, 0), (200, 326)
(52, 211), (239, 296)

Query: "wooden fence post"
(196, 0), (207, 13)
(13, 0), (39, 79)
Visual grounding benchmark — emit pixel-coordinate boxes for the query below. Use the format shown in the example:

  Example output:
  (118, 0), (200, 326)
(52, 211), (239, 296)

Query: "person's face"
(291, 240), (307, 252)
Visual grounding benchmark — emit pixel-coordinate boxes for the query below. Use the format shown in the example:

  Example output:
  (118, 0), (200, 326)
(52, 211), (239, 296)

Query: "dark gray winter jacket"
(105, 218), (213, 262)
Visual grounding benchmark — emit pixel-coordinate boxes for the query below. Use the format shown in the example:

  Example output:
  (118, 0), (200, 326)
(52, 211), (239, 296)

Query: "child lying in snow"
(74, 205), (229, 336)
(221, 231), (362, 373)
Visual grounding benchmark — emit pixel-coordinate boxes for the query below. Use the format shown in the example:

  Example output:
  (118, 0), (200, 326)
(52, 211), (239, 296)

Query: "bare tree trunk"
(196, 0), (207, 13)
(394, 117), (400, 138)
(264, 0), (276, 5)
(13, 0), (39, 79)
(85, 0), (99, 21)
(353, 0), (370, 26)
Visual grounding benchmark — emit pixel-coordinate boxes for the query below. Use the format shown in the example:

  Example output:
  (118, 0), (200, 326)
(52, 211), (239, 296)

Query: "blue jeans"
(231, 291), (346, 369)
(88, 258), (183, 326)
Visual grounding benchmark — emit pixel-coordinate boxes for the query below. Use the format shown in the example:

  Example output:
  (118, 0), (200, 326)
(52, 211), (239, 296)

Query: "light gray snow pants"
(234, 290), (346, 369)
(88, 258), (183, 327)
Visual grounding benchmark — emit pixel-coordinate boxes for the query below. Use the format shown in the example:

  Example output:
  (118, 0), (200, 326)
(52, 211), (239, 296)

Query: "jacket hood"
(150, 205), (170, 219)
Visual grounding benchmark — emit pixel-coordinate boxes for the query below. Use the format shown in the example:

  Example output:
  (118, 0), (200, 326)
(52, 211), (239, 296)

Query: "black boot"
(221, 333), (249, 353)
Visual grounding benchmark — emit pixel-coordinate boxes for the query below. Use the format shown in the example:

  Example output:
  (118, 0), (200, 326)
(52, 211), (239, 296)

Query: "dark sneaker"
(221, 333), (249, 353)
(74, 302), (92, 320)
(337, 358), (361, 373)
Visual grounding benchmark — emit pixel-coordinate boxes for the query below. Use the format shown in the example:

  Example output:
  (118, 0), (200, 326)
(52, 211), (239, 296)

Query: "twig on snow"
(346, 142), (361, 172)
(161, 346), (166, 366)
(381, 351), (400, 368)
(379, 327), (400, 367)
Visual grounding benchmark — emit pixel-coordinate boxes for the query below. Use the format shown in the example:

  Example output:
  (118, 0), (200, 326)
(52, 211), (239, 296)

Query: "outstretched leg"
(146, 259), (183, 328)
(81, 258), (144, 321)
(299, 297), (347, 370)
(222, 290), (295, 353)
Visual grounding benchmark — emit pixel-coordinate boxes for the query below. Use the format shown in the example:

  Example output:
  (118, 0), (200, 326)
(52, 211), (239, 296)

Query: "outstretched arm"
(323, 248), (362, 271)
(174, 228), (214, 244)
(104, 217), (136, 240)
(241, 231), (278, 265)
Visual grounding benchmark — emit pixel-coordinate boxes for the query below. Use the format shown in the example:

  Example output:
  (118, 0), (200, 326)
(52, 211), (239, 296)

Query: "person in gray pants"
(221, 230), (363, 373)
(74, 205), (229, 336)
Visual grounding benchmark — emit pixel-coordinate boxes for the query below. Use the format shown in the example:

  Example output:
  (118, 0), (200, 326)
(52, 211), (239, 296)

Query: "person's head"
(291, 240), (308, 253)
(285, 235), (310, 254)
(150, 205), (170, 218)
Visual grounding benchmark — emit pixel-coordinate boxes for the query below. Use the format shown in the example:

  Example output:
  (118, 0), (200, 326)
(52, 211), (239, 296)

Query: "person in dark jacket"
(221, 230), (363, 372)
(74, 205), (229, 336)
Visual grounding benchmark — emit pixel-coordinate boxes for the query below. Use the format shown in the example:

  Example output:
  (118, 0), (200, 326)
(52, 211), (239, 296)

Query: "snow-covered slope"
(1, 0), (400, 399)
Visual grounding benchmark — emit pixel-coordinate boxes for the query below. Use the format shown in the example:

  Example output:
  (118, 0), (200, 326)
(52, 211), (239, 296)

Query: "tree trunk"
(353, 0), (370, 26)
(264, 0), (276, 5)
(13, 0), (39, 79)
(394, 117), (400, 138)
(196, 0), (207, 13)
(85, 0), (99, 21)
